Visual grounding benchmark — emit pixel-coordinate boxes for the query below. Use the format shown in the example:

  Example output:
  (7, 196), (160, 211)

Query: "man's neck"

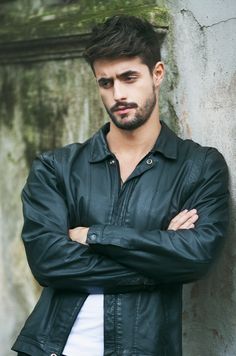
(106, 115), (161, 159)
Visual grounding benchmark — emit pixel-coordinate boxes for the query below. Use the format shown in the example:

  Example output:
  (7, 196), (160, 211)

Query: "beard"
(105, 87), (157, 131)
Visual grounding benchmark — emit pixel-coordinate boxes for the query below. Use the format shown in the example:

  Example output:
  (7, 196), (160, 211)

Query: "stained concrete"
(0, 58), (107, 355)
(166, 0), (236, 354)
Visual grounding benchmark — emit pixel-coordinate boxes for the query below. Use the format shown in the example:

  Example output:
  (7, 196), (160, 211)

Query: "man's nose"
(113, 81), (127, 101)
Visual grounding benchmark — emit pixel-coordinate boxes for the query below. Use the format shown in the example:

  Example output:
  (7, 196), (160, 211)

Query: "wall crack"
(180, 9), (236, 31)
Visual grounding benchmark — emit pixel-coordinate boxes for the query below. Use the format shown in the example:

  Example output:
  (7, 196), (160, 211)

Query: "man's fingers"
(170, 209), (189, 223)
(180, 213), (199, 229)
(171, 209), (197, 224)
(168, 209), (198, 231)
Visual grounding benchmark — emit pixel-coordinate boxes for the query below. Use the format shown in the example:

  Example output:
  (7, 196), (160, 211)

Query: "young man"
(13, 15), (229, 356)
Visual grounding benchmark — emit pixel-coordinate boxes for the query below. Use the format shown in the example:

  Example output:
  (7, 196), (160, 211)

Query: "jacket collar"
(89, 123), (112, 162)
(89, 121), (178, 163)
(151, 121), (178, 159)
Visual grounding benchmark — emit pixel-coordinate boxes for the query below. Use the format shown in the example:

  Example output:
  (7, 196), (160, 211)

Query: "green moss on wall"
(19, 64), (68, 165)
(0, 71), (16, 129)
(158, 16), (180, 133)
(0, 58), (107, 168)
(0, 2), (169, 42)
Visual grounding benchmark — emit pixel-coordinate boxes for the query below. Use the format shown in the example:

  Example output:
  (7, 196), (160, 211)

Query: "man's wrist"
(87, 225), (105, 245)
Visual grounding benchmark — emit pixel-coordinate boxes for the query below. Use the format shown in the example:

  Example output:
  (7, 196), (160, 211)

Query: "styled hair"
(84, 15), (161, 72)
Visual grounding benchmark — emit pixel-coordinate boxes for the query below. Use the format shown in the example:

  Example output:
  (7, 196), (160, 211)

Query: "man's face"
(93, 57), (158, 131)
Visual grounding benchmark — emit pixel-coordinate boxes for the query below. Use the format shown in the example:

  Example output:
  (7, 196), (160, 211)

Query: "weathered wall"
(166, 0), (236, 355)
(0, 57), (106, 356)
(0, 2), (171, 355)
(0, 0), (236, 355)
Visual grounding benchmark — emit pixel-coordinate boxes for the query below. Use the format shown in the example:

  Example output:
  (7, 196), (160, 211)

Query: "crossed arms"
(21, 147), (229, 293)
(69, 209), (199, 245)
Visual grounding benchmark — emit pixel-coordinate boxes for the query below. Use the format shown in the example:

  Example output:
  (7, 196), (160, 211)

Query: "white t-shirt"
(63, 294), (104, 356)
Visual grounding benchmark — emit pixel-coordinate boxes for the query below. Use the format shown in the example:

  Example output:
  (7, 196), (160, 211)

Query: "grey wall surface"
(166, 0), (236, 355)
(0, 1), (236, 355)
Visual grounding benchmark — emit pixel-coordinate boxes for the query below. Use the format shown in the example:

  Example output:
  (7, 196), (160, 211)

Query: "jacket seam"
(184, 146), (207, 200)
(15, 333), (45, 347)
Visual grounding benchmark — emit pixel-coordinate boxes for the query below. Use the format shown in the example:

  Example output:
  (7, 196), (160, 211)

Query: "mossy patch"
(19, 64), (68, 166)
(0, 71), (15, 129)
(0, 2), (169, 43)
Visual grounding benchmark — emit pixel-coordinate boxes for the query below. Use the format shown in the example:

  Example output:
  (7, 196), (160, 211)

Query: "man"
(13, 15), (229, 356)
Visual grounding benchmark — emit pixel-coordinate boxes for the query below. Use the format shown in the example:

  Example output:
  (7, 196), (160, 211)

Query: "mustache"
(110, 102), (138, 113)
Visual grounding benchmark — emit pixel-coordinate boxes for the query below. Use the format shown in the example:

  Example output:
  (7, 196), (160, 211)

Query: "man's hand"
(69, 226), (89, 245)
(167, 209), (198, 231)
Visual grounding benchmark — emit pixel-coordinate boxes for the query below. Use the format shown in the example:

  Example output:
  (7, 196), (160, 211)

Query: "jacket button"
(109, 159), (115, 164)
(50, 354), (57, 356)
(146, 158), (153, 165)
(90, 233), (97, 241)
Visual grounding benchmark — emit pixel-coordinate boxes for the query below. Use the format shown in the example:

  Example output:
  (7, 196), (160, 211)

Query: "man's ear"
(153, 61), (165, 87)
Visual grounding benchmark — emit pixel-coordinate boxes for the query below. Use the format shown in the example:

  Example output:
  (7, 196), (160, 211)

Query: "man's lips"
(115, 107), (134, 115)
(111, 103), (138, 115)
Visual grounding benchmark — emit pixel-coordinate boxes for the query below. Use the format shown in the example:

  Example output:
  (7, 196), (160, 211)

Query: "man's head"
(84, 15), (164, 131)
(84, 15), (161, 73)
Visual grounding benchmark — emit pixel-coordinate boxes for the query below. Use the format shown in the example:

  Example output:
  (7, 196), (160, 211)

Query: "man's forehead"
(93, 57), (145, 78)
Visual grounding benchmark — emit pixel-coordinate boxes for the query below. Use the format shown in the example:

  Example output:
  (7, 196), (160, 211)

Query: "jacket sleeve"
(21, 152), (155, 293)
(87, 148), (230, 284)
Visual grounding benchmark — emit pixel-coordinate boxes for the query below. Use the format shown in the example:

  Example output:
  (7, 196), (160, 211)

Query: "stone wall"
(166, 0), (236, 355)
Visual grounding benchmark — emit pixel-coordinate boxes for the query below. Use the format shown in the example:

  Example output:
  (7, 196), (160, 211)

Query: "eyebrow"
(117, 70), (140, 79)
(97, 70), (140, 84)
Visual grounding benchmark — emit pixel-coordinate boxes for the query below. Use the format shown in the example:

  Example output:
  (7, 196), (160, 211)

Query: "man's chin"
(112, 117), (145, 131)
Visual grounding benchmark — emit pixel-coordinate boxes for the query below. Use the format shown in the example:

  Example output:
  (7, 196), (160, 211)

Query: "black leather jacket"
(12, 122), (229, 356)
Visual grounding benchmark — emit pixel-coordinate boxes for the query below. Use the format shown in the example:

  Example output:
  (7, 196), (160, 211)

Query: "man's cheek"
(100, 94), (109, 107)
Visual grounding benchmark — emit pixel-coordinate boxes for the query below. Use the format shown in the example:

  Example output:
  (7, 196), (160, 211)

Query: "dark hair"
(84, 15), (161, 72)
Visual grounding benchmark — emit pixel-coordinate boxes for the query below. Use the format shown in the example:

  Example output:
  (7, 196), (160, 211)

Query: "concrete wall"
(166, 0), (236, 355)
(0, 2), (170, 355)
(0, 0), (236, 355)
(0, 56), (106, 356)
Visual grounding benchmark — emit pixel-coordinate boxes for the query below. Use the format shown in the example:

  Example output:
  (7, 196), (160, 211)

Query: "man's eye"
(99, 80), (113, 89)
(125, 76), (136, 82)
